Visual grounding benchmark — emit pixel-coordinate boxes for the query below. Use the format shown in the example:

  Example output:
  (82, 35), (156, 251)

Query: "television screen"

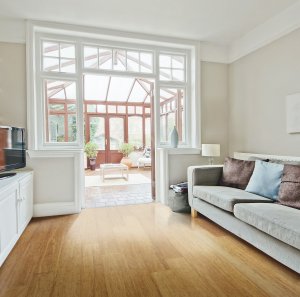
(0, 126), (26, 172)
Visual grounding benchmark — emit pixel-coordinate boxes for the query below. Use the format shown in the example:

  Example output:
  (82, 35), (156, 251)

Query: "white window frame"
(27, 21), (200, 150)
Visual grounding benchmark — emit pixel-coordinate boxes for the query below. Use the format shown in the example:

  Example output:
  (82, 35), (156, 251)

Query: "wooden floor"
(0, 203), (299, 297)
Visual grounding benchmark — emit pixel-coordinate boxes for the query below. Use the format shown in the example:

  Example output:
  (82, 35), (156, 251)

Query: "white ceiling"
(0, 0), (298, 45)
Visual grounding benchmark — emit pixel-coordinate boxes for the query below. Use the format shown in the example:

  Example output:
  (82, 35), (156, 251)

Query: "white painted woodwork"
(234, 152), (300, 162)
(0, 170), (33, 267)
(26, 150), (84, 217)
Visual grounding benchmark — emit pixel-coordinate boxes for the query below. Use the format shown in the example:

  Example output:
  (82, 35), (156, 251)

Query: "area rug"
(85, 173), (151, 187)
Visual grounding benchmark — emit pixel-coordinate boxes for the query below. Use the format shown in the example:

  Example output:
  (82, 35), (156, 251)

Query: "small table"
(100, 163), (129, 181)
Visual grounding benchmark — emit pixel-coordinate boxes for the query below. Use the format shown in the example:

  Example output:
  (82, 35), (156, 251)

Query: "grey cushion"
(234, 203), (300, 250)
(193, 186), (272, 212)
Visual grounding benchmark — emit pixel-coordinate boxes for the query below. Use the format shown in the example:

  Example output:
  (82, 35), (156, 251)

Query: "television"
(0, 126), (26, 179)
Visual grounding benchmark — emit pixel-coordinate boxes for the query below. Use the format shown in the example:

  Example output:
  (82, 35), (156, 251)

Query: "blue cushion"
(245, 160), (284, 200)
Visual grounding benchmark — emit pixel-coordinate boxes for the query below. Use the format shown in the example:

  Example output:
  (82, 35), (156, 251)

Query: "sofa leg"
(191, 208), (198, 218)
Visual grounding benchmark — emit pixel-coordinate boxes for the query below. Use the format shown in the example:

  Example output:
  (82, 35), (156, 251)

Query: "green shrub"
(119, 143), (134, 157)
(84, 142), (98, 159)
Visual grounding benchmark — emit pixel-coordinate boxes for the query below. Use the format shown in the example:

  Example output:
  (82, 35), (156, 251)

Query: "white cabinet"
(0, 183), (19, 265)
(0, 171), (33, 266)
(18, 174), (33, 234)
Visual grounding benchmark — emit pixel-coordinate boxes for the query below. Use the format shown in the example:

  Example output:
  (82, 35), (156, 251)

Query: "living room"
(0, 0), (300, 296)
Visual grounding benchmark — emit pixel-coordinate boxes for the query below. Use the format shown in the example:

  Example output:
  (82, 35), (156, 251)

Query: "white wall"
(201, 61), (229, 161)
(0, 42), (26, 128)
(229, 27), (300, 157)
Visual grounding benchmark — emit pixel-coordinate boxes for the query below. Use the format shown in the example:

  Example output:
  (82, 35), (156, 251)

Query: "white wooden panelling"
(27, 150), (84, 217)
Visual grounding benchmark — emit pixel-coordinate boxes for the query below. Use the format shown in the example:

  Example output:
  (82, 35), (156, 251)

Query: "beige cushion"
(234, 203), (300, 250)
(193, 186), (272, 212)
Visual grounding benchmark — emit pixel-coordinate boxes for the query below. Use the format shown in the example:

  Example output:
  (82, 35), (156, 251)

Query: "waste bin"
(168, 182), (190, 213)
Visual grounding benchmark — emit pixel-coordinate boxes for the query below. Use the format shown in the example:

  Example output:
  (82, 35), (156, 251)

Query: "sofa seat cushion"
(234, 203), (300, 250)
(193, 186), (272, 212)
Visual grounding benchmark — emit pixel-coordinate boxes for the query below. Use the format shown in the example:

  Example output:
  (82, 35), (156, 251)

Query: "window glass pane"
(160, 115), (167, 143)
(47, 80), (77, 100)
(97, 104), (106, 113)
(109, 117), (124, 150)
(159, 55), (171, 68)
(128, 116), (143, 149)
(84, 74), (110, 101)
(128, 106), (135, 114)
(68, 115), (77, 142)
(61, 44), (75, 59)
(118, 106), (126, 113)
(90, 117), (105, 150)
(49, 115), (65, 142)
(144, 95), (150, 103)
(84, 46), (98, 68)
(60, 58), (76, 73)
(87, 105), (97, 113)
(99, 48), (112, 70)
(107, 105), (117, 113)
(136, 106), (143, 114)
(67, 104), (76, 112)
(113, 49), (126, 71)
(160, 68), (171, 81)
(45, 80), (77, 143)
(145, 107), (151, 114)
(49, 104), (64, 111)
(160, 88), (185, 144)
(145, 117), (151, 147)
(43, 42), (59, 57)
(172, 56), (184, 69)
(167, 112), (175, 140)
(107, 76), (133, 102)
(65, 83), (77, 99)
(172, 69), (184, 81)
(140, 53), (153, 73)
(127, 51), (139, 72)
(43, 57), (59, 72)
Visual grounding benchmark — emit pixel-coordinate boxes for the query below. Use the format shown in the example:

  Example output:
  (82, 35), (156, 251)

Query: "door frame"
(86, 114), (126, 165)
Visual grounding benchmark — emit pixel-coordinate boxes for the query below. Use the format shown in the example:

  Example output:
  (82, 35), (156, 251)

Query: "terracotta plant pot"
(121, 157), (132, 169)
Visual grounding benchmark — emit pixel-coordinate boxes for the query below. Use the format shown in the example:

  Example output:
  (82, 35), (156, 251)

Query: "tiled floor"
(85, 168), (153, 208)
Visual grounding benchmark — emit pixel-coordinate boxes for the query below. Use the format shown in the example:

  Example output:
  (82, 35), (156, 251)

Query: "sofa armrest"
(187, 165), (223, 207)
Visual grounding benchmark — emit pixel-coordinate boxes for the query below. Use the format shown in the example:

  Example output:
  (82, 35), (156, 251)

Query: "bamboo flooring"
(0, 203), (299, 297)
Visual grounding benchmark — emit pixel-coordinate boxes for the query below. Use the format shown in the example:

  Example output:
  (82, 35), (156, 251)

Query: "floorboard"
(0, 203), (299, 297)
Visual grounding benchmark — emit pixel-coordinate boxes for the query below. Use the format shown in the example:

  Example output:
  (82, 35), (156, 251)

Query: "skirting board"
(33, 202), (80, 217)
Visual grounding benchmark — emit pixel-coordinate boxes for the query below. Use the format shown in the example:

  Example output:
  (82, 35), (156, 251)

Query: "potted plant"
(119, 143), (134, 168)
(84, 141), (98, 170)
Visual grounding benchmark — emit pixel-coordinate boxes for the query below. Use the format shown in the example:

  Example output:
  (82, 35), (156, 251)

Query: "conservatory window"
(83, 46), (153, 73)
(42, 41), (76, 73)
(45, 80), (77, 143)
(159, 54), (185, 82)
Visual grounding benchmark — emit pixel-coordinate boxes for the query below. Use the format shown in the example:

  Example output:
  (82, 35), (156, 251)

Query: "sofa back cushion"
(218, 157), (255, 190)
(245, 160), (284, 200)
(278, 164), (300, 209)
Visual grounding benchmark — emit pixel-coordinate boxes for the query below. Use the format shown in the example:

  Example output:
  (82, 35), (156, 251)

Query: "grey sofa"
(188, 165), (300, 273)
